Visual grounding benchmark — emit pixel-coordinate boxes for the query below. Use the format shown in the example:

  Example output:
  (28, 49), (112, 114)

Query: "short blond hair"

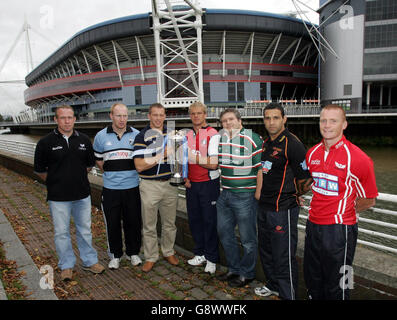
(321, 104), (346, 120)
(110, 103), (127, 114)
(189, 101), (207, 114)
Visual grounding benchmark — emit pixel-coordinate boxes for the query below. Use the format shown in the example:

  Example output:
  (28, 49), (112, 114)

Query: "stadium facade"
(319, 0), (397, 112)
(23, 8), (319, 121)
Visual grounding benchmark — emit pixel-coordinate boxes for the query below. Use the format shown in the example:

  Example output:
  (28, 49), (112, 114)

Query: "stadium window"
(204, 82), (210, 103)
(135, 86), (142, 105)
(237, 82), (244, 101)
(228, 82), (236, 101)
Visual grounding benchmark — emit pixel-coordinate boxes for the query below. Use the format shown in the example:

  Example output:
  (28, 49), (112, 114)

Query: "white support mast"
(151, 0), (204, 108)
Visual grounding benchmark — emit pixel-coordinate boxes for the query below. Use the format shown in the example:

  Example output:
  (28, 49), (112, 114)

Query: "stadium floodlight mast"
(151, 0), (204, 108)
(291, 0), (347, 62)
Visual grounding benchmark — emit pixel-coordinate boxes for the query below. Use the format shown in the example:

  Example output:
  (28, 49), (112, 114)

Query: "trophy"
(167, 130), (188, 186)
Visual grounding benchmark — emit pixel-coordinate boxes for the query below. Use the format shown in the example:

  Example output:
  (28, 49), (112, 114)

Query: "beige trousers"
(139, 179), (179, 262)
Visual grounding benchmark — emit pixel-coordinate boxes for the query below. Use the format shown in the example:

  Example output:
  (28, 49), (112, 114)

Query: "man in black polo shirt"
(133, 103), (179, 272)
(255, 103), (312, 300)
(34, 105), (104, 281)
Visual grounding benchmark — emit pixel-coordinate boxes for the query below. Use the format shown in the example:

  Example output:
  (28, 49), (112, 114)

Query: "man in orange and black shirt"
(255, 103), (312, 300)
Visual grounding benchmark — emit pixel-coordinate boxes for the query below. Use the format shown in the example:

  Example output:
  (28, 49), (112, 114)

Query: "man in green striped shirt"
(208, 108), (263, 287)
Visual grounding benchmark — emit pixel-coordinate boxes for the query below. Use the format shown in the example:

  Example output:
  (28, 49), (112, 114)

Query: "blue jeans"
(48, 196), (98, 270)
(216, 190), (258, 279)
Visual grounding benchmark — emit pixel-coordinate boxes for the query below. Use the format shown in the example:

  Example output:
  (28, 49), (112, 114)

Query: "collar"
(145, 124), (168, 134)
(54, 128), (79, 137)
(272, 128), (288, 144)
(322, 135), (347, 151)
(192, 125), (209, 135)
(106, 125), (132, 134)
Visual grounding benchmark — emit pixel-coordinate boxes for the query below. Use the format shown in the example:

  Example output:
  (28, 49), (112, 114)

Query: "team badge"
(261, 160), (272, 174)
(300, 160), (308, 170)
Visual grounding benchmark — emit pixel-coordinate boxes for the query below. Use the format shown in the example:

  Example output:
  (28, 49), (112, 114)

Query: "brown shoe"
(164, 255), (179, 266)
(82, 263), (105, 274)
(142, 261), (155, 273)
(60, 268), (73, 281)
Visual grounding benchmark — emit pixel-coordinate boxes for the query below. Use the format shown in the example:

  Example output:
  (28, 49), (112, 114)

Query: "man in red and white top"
(185, 102), (220, 274)
(304, 104), (378, 300)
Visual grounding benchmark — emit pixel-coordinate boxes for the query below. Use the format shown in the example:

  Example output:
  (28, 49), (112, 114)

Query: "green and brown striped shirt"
(209, 128), (263, 192)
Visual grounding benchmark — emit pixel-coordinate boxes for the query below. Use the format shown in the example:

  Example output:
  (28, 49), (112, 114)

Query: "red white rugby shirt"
(306, 136), (378, 225)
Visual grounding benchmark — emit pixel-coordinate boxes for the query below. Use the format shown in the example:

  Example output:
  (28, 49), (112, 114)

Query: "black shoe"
(228, 276), (254, 288)
(216, 272), (239, 282)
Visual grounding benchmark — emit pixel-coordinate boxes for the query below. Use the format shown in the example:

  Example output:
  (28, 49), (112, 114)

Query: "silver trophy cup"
(168, 130), (187, 186)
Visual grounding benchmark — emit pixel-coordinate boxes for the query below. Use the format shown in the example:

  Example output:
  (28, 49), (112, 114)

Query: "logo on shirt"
(78, 144), (86, 151)
(261, 161), (272, 174)
(311, 159), (321, 165)
(52, 146), (63, 151)
(105, 141), (112, 146)
(300, 160), (308, 170)
(129, 139), (134, 146)
(335, 161), (346, 169)
(312, 172), (339, 196)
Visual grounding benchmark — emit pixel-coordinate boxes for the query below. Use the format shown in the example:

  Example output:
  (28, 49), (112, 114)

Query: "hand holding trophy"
(167, 129), (189, 186)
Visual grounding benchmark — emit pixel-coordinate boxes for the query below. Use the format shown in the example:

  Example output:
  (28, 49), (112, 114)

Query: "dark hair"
(219, 108), (242, 122)
(263, 102), (285, 118)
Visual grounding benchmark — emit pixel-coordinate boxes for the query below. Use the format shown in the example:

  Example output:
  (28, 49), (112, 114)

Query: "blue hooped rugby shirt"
(132, 125), (172, 180)
(93, 126), (140, 189)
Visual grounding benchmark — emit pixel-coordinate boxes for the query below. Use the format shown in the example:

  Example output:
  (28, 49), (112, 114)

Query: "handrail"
(0, 138), (396, 254)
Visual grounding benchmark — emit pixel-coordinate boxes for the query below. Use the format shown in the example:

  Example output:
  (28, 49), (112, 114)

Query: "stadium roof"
(26, 8), (315, 86)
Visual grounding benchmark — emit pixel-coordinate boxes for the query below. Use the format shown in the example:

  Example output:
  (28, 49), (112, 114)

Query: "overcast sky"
(0, 0), (319, 117)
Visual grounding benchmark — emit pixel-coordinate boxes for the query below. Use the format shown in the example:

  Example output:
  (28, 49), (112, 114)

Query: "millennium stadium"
(22, 4), (319, 123)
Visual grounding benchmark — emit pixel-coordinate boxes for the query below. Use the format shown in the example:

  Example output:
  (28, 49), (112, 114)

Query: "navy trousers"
(186, 178), (220, 263)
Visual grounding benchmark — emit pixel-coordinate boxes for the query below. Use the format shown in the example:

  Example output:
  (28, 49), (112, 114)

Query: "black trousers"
(101, 186), (142, 259)
(257, 205), (299, 300)
(303, 220), (358, 300)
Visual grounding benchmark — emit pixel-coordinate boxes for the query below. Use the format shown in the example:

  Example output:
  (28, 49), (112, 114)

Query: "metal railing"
(0, 138), (396, 255)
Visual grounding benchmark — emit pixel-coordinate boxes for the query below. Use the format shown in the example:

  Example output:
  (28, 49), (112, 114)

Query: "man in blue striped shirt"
(93, 103), (142, 270)
(133, 103), (179, 272)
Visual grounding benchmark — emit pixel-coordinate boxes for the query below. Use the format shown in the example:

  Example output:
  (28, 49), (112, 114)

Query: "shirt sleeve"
(207, 134), (220, 157)
(251, 134), (263, 173)
(85, 138), (96, 168)
(287, 137), (311, 180)
(133, 131), (150, 159)
(353, 155), (378, 199)
(93, 132), (103, 161)
(33, 139), (48, 174)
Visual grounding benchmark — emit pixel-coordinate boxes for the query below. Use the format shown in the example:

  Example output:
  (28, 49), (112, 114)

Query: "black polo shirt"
(133, 124), (172, 180)
(34, 128), (95, 201)
(259, 128), (311, 211)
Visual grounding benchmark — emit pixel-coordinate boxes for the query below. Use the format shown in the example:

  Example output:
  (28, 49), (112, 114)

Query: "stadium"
(22, 6), (319, 122)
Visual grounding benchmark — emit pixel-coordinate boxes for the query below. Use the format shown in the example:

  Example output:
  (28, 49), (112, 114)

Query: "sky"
(0, 0), (319, 117)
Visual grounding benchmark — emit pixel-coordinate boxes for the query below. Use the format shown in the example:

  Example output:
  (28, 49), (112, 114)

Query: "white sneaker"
(254, 285), (279, 297)
(204, 261), (216, 274)
(188, 255), (206, 266)
(130, 255), (142, 266)
(108, 258), (120, 269)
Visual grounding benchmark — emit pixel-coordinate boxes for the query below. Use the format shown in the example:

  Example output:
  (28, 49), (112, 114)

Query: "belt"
(142, 177), (171, 182)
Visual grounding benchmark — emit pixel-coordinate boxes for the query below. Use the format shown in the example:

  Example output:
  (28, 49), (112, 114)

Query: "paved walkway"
(0, 165), (271, 301)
